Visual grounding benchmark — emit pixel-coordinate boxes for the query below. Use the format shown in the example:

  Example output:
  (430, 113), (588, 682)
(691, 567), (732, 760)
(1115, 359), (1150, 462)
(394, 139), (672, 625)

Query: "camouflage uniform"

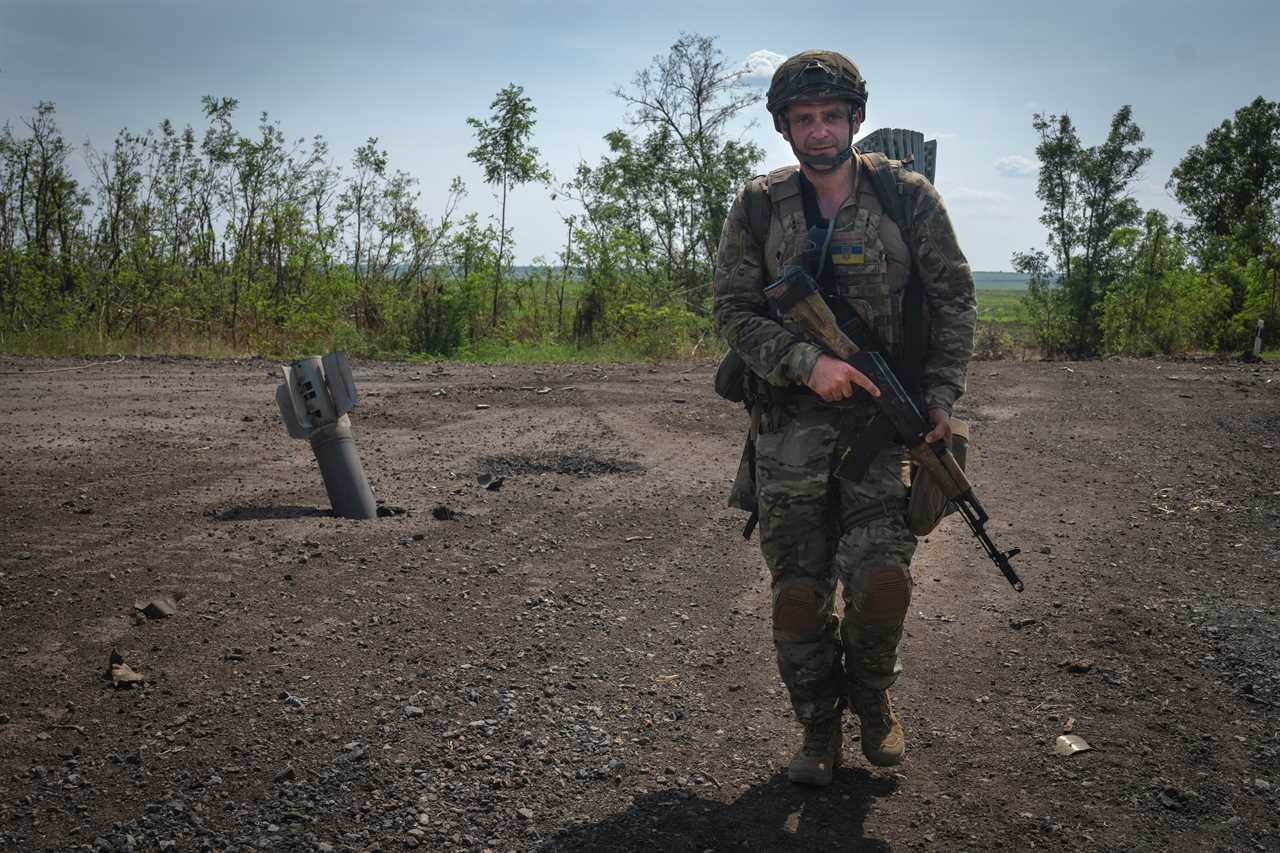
(713, 160), (976, 726)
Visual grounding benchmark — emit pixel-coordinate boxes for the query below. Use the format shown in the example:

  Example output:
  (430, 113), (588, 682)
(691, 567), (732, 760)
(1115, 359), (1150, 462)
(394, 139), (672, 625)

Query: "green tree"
(1168, 96), (1280, 344)
(1030, 106), (1151, 355)
(1031, 113), (1081, 286)
(0, 102), (90, 329)
(84, 128), (147, 335)
(1012, 248), (1068, 357)
(1097, 211), (1228, 354)
(466, 84), (550, 328)
(614, 32), (763, 311)
(336, 138), (388, 330)
(1169, 96), (1280, 264)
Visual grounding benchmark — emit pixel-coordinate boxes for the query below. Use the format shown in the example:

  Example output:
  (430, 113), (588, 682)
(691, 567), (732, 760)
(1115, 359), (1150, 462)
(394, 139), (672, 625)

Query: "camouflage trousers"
(755, 400), (917, 725)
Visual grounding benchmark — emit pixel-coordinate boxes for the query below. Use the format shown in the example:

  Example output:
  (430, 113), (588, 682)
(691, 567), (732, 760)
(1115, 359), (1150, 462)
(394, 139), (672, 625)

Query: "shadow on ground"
(543, 769), (897, 852)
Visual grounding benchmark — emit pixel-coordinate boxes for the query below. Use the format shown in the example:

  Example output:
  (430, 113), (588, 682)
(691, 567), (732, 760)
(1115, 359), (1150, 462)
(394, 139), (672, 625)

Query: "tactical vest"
(743, 152), (927, 392)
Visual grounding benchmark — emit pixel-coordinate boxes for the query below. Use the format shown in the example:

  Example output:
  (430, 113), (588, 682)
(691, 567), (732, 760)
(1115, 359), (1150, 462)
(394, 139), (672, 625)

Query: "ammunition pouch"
(905, 419), (969, 536)
(716, 347), (774, 538)
(728, 430), (757, 515)
(714, 349), (750, 403)
(726, 399), (765, 539)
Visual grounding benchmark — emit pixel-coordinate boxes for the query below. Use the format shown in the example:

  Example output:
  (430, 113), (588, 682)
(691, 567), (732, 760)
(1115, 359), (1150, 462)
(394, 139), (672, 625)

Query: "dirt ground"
(1, 353), (1277, 853)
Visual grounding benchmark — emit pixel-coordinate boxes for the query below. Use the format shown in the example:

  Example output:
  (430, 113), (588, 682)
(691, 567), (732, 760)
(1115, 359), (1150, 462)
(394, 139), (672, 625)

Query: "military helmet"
(766, 50), (868, 132)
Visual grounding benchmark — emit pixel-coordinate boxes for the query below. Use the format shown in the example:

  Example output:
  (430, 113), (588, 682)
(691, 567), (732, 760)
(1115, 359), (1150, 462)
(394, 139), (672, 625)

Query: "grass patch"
(448, 337), (675, 364)
(0, 328), (701, 364)
(0, 328), (249, 360)
(976, 288), (1027, 324)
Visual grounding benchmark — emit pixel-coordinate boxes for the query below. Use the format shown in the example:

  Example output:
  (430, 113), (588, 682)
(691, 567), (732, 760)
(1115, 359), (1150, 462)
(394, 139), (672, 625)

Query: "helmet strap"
(783, 111), (858, 172)
(793, 144), (854, 171)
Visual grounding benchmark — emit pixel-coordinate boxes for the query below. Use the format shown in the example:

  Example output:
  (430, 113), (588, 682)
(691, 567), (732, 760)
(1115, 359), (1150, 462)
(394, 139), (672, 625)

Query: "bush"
(615, 302), (709, 358)
(972, 320), (1016, 360)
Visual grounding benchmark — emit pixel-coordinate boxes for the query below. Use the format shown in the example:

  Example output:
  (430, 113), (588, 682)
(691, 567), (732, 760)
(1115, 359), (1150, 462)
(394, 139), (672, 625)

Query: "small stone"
(135, 595), (178, 619)
(404, 705), (425, 719)
(517, 807), (535, 820)
(273, 765), (296, 783)
(1255, 778), (1271, 792)
(1158, 786), (1189, 810)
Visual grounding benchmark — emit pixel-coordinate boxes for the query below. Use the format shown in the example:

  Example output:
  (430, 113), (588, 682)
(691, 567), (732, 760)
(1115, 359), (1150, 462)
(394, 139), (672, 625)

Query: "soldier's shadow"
(542, 767), (896, 853)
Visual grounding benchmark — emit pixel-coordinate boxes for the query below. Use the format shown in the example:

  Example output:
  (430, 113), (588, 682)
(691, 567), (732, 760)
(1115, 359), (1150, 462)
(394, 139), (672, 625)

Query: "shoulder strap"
(747, 165), (805, 245)
(858, 150), (927, 395)
(741, 175), (773, 246)
(858, 151), (914, 238)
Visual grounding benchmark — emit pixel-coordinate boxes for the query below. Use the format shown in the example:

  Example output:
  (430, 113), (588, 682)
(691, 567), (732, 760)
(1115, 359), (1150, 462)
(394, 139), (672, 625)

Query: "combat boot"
(851, 686), (904, 767)
(787, 716), (843, 786)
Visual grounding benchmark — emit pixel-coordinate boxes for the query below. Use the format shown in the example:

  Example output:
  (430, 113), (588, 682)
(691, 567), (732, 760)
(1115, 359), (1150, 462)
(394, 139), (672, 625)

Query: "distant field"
(972, 271), (1040, 290)
(976, 287), (1027, 323)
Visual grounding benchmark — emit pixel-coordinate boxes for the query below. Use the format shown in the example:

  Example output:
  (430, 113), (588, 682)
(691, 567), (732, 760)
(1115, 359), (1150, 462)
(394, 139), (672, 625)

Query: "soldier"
(712, 50), (976, 785)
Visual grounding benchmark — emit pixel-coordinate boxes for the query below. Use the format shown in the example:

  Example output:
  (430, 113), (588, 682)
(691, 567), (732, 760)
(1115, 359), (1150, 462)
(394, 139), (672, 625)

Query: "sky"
(3, 0), (1278, 271)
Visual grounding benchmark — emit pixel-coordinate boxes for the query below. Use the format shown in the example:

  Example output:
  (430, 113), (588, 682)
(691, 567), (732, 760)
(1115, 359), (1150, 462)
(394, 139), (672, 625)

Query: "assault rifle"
(764, 265), (1024, 592)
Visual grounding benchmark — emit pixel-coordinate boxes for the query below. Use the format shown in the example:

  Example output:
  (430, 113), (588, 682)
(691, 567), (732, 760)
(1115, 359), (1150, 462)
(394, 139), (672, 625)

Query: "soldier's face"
(784, 99), (861, 156)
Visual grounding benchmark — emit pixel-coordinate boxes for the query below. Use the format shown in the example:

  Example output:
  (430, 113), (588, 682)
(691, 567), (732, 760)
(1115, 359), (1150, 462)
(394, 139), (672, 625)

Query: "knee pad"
(861, 565), (911, 626)
(772, 582), (829, 641)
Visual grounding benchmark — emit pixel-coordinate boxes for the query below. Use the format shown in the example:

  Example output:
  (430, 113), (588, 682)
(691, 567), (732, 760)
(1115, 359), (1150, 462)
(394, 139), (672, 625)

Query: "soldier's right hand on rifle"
(806, 354), (881, 402)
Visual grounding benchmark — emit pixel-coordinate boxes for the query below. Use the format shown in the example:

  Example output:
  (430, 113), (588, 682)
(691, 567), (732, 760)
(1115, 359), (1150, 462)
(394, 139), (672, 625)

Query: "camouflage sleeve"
(908, 178), (977, 416)
(712, 181), (822, 388)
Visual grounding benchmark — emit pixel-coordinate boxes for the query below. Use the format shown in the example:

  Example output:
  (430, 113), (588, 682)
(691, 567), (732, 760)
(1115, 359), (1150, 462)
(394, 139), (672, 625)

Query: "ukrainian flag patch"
(831, 244), (865, 265)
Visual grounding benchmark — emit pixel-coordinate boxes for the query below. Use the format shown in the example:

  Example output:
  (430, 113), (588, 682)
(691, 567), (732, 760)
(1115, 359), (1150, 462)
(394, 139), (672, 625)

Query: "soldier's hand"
(924, 407), (952, 448)
(806, 354), (880, 402)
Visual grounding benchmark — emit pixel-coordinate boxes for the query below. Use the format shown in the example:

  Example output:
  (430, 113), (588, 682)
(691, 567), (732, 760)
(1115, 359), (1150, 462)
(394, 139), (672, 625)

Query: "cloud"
(742, 50), (786, 84)
(994, 155), (1038, 178)
(947, 187), (1013, 206)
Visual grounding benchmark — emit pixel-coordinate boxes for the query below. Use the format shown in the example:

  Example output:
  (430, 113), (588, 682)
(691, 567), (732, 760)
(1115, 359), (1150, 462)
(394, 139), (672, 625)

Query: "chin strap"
(784, 111), (858, 172)
(793, 144), (854, 171)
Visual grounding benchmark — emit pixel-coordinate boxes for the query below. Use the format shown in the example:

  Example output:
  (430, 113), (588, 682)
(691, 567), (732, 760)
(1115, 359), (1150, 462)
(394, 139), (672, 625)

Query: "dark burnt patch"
(477, 450), (643, 477)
